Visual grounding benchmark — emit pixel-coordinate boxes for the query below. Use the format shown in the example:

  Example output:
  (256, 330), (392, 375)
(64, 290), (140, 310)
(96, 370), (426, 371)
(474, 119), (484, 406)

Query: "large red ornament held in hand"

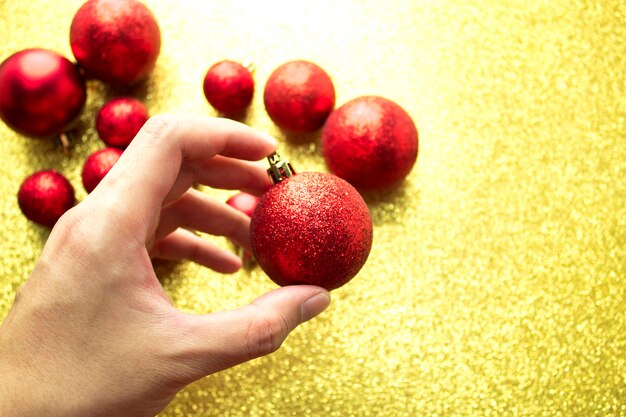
(321, 96), (419, 190)
(263, 60), (335, 133)
(70, 0), (161, 86)
(251, 152), (372, 291)
(0, 49), (86, 138)
(18, 170), (75, 226)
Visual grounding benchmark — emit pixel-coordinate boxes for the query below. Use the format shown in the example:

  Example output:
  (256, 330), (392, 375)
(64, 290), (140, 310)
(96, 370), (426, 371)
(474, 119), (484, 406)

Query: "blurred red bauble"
(203, 61), (254, 115)
(321, 96), (419, 190)
(251, 157), (372, 291)
(226, 192), (259, 217)
(227, 192), (259, 263)
(70, 0), (161, 86)
(263, 60), (335, 133)
(96, 97), (149, 148)
(18, 170), (75, 226)
(82, 148), (124, 193)
(0, 49), (86, 138)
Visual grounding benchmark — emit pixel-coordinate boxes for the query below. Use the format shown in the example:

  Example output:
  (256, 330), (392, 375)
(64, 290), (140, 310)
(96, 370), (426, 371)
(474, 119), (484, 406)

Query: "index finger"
(91, 115), (277, 241)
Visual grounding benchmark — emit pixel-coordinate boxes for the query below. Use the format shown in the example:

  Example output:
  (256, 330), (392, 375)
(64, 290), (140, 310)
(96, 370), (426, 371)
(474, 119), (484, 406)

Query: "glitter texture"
(17, 170), (75, 226)
(264, 60), (336, 132)
(1, 0), (625, 416)
(70, 0), (161, 86)
(96, 97), (150, 148)
(0, 49), (86, 137)
(250, 171), (373, 290)
(203, 60), (255, 115)
(322, 96), (419, 189)
(81, 147), (123, 192)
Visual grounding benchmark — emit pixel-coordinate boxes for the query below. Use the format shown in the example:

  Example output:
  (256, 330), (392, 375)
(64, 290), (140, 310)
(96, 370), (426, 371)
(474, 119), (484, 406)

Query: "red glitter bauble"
(70, 0), (161, 86)
(203, 61), (254, 115)
(0, 49), (86, 138)
(226, 192), (259, 217)
(82, 148), (124, 193)
(321, 96), (419, 190)
(96, 97), (149, 148)
(251, 172), (372, 291)
(18, 170), (75, 226)
(263, 60), (335, 133)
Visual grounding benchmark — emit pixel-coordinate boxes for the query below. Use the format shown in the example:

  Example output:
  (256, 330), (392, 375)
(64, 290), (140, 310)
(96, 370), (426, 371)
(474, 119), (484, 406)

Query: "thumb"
(173, 286), (330, 379)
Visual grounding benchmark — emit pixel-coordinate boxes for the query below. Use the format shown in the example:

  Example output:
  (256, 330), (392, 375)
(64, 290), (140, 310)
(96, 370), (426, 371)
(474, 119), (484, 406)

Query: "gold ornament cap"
(267, 151), (296, 184)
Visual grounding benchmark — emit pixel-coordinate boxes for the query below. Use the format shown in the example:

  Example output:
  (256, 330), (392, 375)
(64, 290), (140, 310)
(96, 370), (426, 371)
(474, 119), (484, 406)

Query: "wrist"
(0, 358), (27, 417)
(0, 343), (65, 417)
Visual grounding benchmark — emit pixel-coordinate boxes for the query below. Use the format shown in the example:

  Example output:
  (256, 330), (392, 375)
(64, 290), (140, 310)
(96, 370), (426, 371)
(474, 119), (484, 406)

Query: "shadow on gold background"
(1, 0), (625, 415)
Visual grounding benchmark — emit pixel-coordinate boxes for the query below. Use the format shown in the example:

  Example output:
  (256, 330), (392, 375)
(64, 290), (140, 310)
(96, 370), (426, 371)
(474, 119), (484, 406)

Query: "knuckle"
(93, 191), (129, 222)
(186, 238), (203, 263)
(13, 281), (27, 304)
(224, 211), (250, 240)
(141, 114), (177, 140)
(48, 206), (89, 247)
(245, 310), (291, 360)
(47, 201), (126, 260)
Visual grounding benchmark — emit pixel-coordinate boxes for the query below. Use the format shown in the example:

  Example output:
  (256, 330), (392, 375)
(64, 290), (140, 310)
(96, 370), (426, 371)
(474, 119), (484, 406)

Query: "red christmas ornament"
(70, 0), (161, 86)
(226, 192), (259, 217)
(0, 49), (86, 138)
(18, 170), (75, 226)
(203, 61), (254, 115)
(227, 192), (259, 263)
(263, 60), (335, 133)
(321, 96), (419, 190)
(82, 148), (124, 193)
(251, 153), (372, 291)
(96, 97), (149, 148)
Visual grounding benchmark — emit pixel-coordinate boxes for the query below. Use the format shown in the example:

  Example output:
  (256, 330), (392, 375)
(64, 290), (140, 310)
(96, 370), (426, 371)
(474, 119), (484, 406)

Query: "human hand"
(0, 116), (331, 417)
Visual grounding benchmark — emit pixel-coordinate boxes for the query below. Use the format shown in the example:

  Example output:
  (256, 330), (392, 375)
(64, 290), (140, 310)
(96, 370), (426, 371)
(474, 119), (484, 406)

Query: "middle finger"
(156, 189), (252, 251)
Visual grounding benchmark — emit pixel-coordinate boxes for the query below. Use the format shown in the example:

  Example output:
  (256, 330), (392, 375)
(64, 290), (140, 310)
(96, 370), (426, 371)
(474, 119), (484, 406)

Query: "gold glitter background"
(1, 0), (625, 415)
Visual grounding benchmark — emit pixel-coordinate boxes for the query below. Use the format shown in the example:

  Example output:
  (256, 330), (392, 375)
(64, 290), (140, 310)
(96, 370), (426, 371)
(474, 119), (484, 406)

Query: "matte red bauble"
(18, 170), (75, 226)
(0, 49), (86, 138)
(70, 0), (161, 86)
(82, 148), (124, 193)
(263, 60), (335, 132)
(203, 61), (254, 115)
(251, 153), (372, 291)
(96, 97), (149, 148)
(321, 96), (419, 190)
(226, 192), (259, 217)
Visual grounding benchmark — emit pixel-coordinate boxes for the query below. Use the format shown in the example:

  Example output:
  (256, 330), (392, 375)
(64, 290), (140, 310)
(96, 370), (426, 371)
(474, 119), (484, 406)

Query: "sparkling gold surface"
(1, 0), (626, 415)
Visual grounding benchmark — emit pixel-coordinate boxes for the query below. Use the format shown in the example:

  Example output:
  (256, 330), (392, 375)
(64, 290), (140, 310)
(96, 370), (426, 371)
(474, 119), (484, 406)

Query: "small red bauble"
(70, 0), (161, 86)
(321, 96), (419, 190)
(203, 61), (254, 115)
(226, 192), (259, 217)
(0, 49), (86, 138)
(96, 97), (149, 148)
(82, 148), (124, 193)
(18, 170), (75, 226)
(263, 60), (335, 132)
(251, 166), (372, 291)
(227, 192), (259, 263)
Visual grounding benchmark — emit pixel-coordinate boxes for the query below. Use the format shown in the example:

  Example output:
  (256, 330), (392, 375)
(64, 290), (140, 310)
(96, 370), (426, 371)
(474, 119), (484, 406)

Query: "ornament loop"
(267, 151), (296, 184)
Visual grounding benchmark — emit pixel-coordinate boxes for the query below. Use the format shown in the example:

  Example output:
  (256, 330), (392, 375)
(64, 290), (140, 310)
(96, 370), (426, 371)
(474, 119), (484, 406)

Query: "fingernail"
(300, 292), (331, 322)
